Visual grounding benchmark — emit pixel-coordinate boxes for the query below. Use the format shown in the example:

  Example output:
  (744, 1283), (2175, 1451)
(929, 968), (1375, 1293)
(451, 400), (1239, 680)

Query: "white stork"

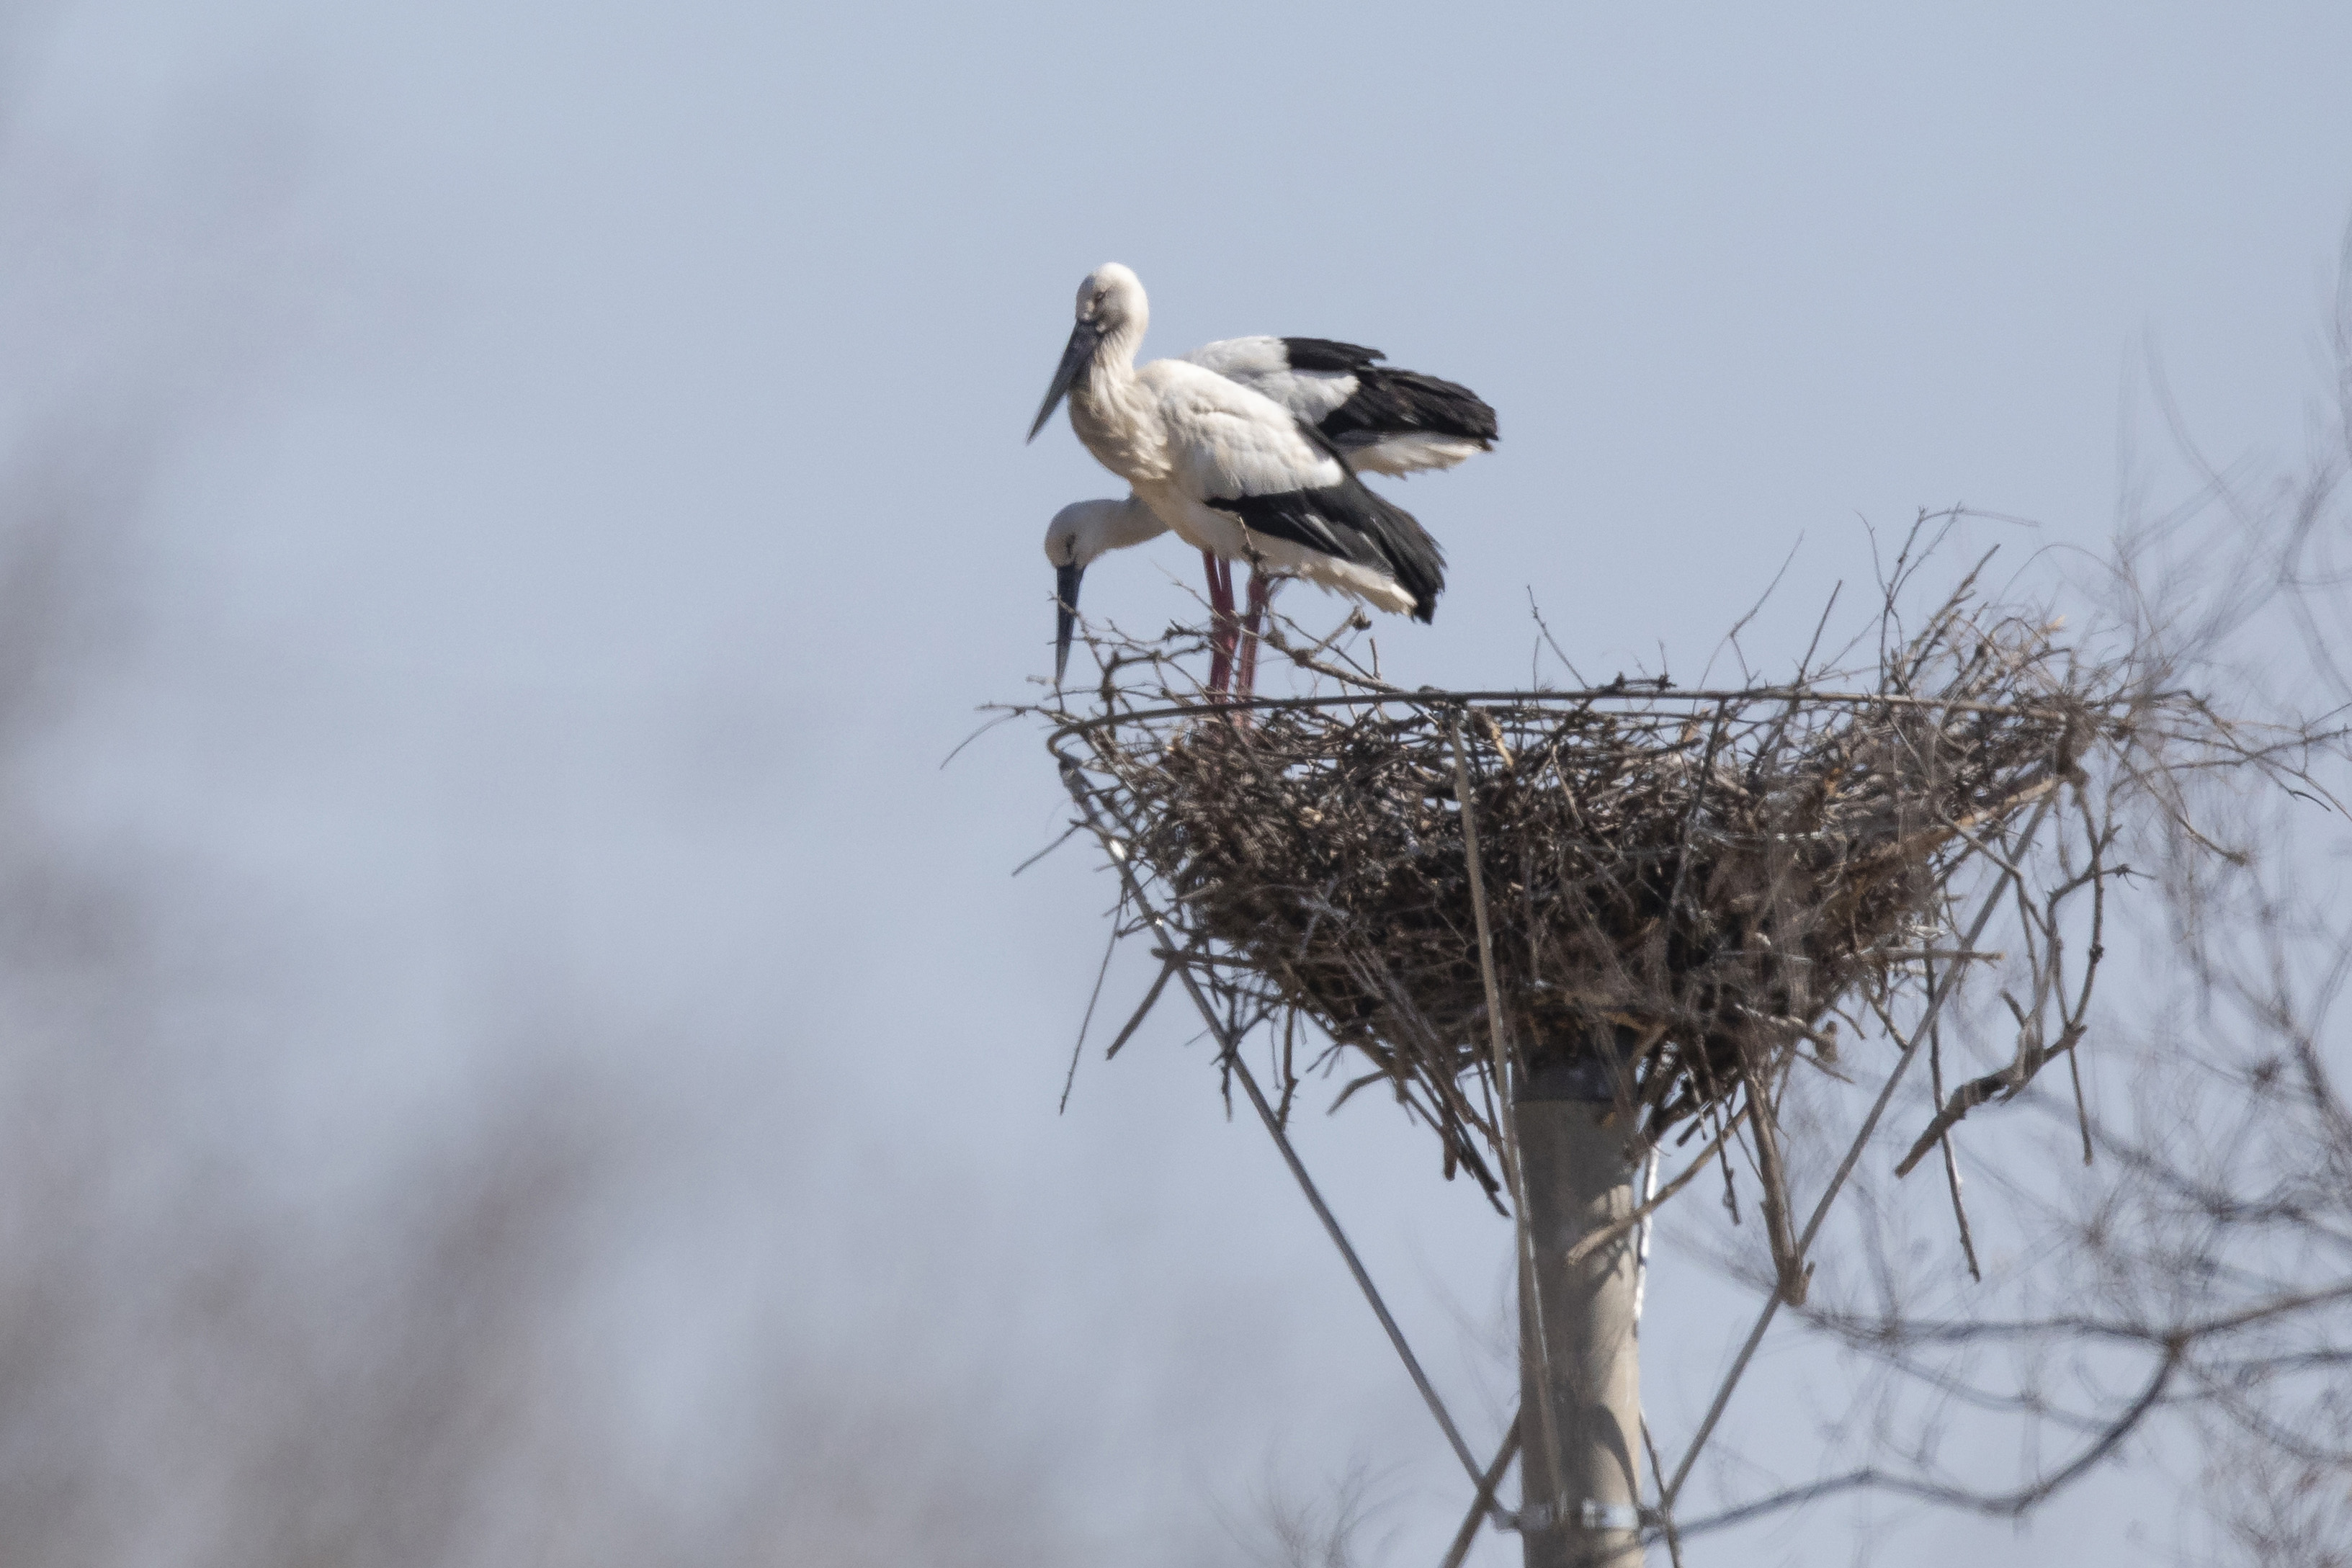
(1027, 264), (1466, 697)
(1038, 493), (1284, 696)
(1042, 495), (1288, 697)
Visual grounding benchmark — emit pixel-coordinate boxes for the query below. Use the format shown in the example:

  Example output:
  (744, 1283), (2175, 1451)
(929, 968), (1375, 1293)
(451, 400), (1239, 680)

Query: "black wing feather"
(1277, 337), (1386, 373)
(1208, 421), (1446, 623)
(1318, 367), (1498, 449)
(1270, 338), (1373, 373)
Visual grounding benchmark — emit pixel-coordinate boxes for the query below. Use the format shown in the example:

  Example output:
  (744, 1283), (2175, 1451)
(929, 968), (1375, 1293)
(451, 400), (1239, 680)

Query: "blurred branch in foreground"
(1675, 261), (2352, 1563)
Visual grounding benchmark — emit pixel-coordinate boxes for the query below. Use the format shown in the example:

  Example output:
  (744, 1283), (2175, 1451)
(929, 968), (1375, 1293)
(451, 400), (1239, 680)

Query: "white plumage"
(1029, 264), (1486, 694)
(1043, 495), (1164, 572)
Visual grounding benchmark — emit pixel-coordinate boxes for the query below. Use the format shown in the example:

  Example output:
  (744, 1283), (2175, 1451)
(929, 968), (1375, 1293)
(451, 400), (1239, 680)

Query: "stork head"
(1076, 262), (1145, 336)
(1028, 263), (1148, 442)
(1042, 501), (1099, 684)
(1041, 494), (1167, 684)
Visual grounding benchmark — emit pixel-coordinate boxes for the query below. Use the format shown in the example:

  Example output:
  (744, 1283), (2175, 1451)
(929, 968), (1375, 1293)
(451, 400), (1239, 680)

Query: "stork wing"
(1186, 336), (1384, 378)
(1184, 336), (1495, 475)
(1184, 336), (1371, 429)
(1150, 362), (1349, 506)
(1145, 361), (1445, 618)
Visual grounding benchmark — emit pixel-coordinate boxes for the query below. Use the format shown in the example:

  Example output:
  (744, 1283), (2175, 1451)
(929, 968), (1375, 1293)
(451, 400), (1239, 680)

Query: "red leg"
(1220, 558), (1240, 692)
(1235, 570), (1270, 701)
(1202, 550), (1234, 697)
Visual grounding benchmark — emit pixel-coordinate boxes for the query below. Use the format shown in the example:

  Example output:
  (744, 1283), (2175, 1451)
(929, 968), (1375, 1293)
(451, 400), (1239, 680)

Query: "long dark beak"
(1027, 321), (1100, 442)
(1053, 561), (1083, 684)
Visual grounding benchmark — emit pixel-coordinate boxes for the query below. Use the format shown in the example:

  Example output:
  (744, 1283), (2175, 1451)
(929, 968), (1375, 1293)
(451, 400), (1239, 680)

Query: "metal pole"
(1515, 1068), (1645, 1568)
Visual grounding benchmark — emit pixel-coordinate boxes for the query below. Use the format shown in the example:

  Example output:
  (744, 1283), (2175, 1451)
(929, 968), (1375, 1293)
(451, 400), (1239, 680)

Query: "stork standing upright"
(1027, 264), (1461, 697)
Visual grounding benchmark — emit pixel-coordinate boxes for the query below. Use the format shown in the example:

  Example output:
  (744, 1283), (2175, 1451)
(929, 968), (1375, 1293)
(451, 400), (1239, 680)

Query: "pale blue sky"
(2, 1), (2348, 1562)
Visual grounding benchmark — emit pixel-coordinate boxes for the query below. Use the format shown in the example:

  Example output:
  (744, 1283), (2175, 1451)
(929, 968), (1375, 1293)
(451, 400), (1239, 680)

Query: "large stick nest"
(1115, 667), (2077, 1129)
(1026, 532), (2317, 1214)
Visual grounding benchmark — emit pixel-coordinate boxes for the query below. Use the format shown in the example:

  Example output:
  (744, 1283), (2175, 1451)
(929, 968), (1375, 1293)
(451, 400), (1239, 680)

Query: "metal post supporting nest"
(1514, 1076), (1645, 1567)
(1449, 706), (1649, 1565)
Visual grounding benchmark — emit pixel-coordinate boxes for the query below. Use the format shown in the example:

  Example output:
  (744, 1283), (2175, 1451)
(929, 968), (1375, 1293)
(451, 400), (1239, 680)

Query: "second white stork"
(1045, 494), (1284, 696)
(1027, 263), (1452, 696)
(1043, 495), (1163, 684)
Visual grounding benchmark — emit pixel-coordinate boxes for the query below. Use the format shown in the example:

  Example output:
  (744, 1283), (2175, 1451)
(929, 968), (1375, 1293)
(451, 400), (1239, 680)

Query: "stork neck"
(1068, 323), (1165, 485)
(1084, 342), (1148, 425)
(1102, 493), (1164, 552)
(1089, 313), (1145, 391)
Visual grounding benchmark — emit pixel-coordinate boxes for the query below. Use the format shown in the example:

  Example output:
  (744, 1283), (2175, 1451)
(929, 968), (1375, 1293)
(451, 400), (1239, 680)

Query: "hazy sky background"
(1, 2), (2348, 1563)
